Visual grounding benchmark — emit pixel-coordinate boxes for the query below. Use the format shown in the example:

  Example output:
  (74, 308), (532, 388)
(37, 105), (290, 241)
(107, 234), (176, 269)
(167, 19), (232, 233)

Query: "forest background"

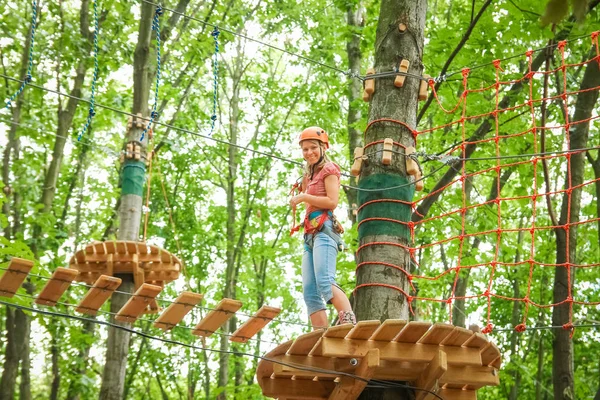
(1, 0), (600, 399)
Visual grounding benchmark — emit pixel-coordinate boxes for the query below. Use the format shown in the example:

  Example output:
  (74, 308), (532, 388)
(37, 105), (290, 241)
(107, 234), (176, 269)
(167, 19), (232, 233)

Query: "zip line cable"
(2, 72), (599, 194)
(0, 299), (445, 399)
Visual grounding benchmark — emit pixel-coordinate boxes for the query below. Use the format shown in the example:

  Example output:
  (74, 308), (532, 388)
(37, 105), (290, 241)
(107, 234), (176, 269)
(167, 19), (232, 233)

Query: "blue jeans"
(302, 220), (342, 316)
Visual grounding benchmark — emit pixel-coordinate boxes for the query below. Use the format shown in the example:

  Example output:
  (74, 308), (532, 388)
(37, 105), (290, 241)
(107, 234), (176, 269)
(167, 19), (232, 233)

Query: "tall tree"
(355, 0), (427, 398)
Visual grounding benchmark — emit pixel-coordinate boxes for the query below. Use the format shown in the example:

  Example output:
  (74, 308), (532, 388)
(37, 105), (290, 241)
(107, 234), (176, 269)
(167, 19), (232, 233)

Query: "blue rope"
(4, 0), (37, 111)
(209, 27), (220, 136)
(140, 5), (163, 142)
(77, 0), (100, 141)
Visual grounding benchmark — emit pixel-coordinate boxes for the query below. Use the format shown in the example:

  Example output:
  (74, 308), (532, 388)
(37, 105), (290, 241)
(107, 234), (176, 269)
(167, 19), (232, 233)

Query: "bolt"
(350, 358), (358, 366)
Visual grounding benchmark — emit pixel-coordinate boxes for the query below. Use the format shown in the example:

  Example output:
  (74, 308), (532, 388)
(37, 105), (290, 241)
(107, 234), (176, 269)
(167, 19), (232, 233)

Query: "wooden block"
(405, 146), (418, 175)
(328, 348), (380, 400)
(136, 113), (144, 128)
(437, 389), (477, 400)
(287, 330), (324, 356)
(126, 142), (133, 158)
(127, 116), (133, 129)
(0, 258), (34, 298)
(230, 305), (281, 343)
(490, 355), (502, 370)
(35, 267), (78, 306)
(418, 323), (455, 345)
(398, 23), (407, 32)
(133, 144), (141, 161)
(395, 321), (432, 343)
(350, 147), (364, 177)
(310, 324), (354, 355)
(115, 241), (127, 254)
(370, 319), (407, 341)
(362, 90), (371, 102)
(415, 350), (448, 400)
(192, 298), (242, 337)
(115, 283), (162, 323)
(395, 59), (410, 87)
(364, 67), (375, 95)
(382, 138), (394, 165)
(154, 291), (203, 330)
(321, 337), (482, 366)
(125, 241), (138, 254)
(131, 254), (144, 290)
(441, 327), (474, 347)
(261, 377), (334, 399)
(419, 74), (431, 101)
(415, 170), (424, 192)
(76, 275), (122, 315)
(346, 320), (381, 340)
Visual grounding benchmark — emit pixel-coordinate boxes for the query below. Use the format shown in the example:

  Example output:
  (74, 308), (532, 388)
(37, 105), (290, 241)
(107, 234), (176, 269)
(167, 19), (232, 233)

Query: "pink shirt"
(304, 162), (341, 216)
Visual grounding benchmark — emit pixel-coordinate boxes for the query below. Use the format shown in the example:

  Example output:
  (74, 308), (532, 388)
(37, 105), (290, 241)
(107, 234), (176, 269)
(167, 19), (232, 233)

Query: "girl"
(290, 126), (356, 329)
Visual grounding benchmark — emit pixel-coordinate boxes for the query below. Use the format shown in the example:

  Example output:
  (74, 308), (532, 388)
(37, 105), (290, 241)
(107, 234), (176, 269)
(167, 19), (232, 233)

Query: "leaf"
(541, 0), (570, 26)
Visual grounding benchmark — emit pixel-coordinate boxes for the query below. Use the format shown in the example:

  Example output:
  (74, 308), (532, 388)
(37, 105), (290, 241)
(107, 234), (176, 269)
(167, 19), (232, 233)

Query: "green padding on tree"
(121, 161), (146, 196)
(357, 174), (415, 239)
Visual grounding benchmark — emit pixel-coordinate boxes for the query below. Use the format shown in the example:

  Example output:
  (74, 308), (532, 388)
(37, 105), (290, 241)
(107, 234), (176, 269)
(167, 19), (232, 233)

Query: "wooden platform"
(69, 241), (181, 290)
(256, 321), (502, 400)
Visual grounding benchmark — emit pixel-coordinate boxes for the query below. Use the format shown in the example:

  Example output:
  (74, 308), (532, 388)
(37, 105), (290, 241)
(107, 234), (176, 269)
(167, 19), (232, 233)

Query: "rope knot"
(525, 49), (533, 57)
(592, 31), (599, 40)
(481, 323), (493, 334)
(525, 72), (535, 80)
(155, 5), (164, 16)
(562, 322), (574, 330)
(24, 74), (32, 83)
(492, 59), (503, 71)
(211, 27), (221, 38)
(461, 68), (470, 78)
(557, 40), (567, 50)
(151, 111), (159, 119)
(211, 114), (217, 121)
(88, 108), (95, 117)
(515, 323), (527, 332)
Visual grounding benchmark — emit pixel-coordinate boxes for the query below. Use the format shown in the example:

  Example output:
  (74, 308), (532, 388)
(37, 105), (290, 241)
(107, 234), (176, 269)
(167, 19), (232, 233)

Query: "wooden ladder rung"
(35, 268), (79, 306)
(192, 298), (242, 337)
(0, 257), (34, 298)
(76, 275), (122, 315)
(115, 283), (162, 323)
(230, 305), (281, 343)
(154, 291), (203, 331)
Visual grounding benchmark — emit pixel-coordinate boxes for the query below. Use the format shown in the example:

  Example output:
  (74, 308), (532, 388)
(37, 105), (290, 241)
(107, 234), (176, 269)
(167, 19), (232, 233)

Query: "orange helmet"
(298, 126), (329, 149)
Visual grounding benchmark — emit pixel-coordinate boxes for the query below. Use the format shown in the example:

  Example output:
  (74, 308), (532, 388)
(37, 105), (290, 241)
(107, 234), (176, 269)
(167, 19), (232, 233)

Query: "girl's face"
(301, 140), (322, 165)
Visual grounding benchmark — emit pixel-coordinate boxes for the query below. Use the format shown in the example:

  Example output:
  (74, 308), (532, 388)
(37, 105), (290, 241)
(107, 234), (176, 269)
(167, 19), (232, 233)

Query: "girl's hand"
(290, 194), (305, 208)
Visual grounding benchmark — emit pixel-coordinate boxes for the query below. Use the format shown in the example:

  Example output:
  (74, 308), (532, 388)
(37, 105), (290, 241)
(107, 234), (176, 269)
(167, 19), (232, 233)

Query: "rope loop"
(492, 59), (503, 71)
(515, 323), (527, 332)
(481, 323), (494, 334)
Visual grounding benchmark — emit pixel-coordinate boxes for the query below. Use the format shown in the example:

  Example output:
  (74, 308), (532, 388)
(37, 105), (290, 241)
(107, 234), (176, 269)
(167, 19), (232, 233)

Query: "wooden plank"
(440, 366), (499, 388)
(437, 389), (477, 400)
(94, 242), (106, 255)
(76, 275), (122, 315)
(480, 342), (501, 367)
(415, 350), (447, 400)
(131, 254), (144, 290)
(441, 327), (474, 347)
(490, 356), (502, 370)
(324, 324), (354, 338)
(321, 337), (482, 366)
(418, 323), (455, 345)
(463, 333), (488, 349)
(309, 338), (324, 356)
(328, 348), (379, 400)
(0, 258), (34, 298)
(115, 283), (162, 323)
(80, 253), (164, 263)
(115, 241), (127, 254)
(287, 330), (324, 356)
(395, 321), (432, 343)
(260, 377), (334, 399)
(346, 320), (381, 340)
(154, 291), (203, 331)
(256, 340), (294, 379)
(192, 298), (242, 337)
(35, 267), (78, 306)
(230, 305), (281, 343)
(104, 241), (116, 254)
(370, 319), (407, 341)
(125, 241), (137, 254)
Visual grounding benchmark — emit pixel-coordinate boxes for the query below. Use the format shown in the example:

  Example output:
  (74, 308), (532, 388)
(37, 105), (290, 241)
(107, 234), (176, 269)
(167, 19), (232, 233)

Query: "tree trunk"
(552, 49), (600, 400)
(0, 308), (26, 400)
(344, 1), (364, 226)
(98, 3), (154, 399)
(356, 0), (427, 398)
(49, 322), (62, 400)
(66, 319), (95, 400)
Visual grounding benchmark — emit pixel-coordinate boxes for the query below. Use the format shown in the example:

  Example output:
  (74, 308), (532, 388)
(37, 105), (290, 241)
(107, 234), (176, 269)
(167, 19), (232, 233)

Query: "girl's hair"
(302, 140), (332, 179)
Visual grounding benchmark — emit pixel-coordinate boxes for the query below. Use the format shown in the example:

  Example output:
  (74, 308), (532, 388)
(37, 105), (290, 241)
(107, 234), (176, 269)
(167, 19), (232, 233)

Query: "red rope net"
(354, 33), (600, 335)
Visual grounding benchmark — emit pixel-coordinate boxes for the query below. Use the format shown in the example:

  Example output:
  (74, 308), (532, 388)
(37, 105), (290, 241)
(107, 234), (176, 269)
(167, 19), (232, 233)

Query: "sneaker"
(337, 310), (357, 325)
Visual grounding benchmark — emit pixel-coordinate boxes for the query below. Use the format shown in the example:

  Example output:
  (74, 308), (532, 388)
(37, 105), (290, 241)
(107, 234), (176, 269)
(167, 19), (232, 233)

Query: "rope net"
(354, 33), (600, 335)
